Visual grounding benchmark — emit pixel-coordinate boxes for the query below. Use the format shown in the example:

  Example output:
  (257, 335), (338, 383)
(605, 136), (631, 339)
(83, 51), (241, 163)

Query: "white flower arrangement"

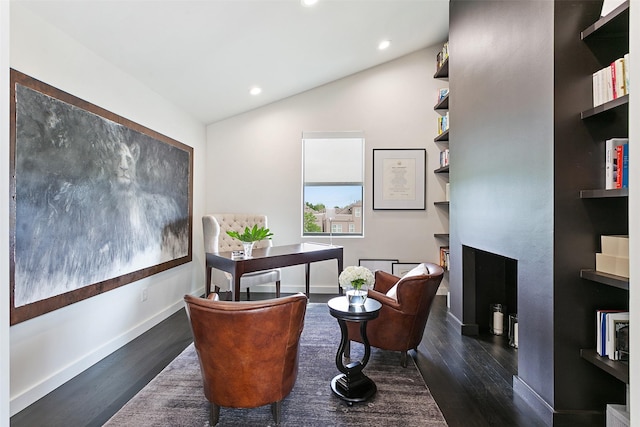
(338, 266), (374, 290)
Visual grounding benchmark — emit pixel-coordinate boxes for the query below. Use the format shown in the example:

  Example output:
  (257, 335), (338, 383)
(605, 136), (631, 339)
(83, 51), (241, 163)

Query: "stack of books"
(596, 234), (629, 278)
(596, 309), (629, 361)
(436, 41), (449, 71)
(437, 112), (449, 135)
(605, 138), (629, 189)
(439, 149), (450, 168)
(439, 246), (450, 271)
(592, 53), (630, 107)
(437, 88), (449, 103)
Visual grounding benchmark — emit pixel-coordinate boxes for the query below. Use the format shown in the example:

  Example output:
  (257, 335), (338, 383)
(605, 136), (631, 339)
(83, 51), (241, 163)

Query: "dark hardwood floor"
(11, 294), (546, 427)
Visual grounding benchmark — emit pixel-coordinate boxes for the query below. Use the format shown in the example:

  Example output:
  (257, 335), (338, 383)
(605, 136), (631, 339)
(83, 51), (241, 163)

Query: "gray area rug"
(104, 303), (447, 426)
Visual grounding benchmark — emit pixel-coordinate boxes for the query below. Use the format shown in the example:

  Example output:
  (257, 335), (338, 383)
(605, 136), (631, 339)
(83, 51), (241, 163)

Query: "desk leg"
(205, 267), (212, 296)
(331, 319), (377, 404)
(233, 275), (241, 301)
(337, 257), (344, 295)
(305, 263), (310, 297)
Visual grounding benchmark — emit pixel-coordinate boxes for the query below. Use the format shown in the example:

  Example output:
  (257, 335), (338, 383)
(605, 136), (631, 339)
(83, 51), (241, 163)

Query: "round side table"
(327, 296), (382, 404)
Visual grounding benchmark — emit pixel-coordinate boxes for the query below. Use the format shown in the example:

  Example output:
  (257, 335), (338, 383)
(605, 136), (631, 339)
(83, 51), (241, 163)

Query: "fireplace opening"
(462, 245), (518, 336)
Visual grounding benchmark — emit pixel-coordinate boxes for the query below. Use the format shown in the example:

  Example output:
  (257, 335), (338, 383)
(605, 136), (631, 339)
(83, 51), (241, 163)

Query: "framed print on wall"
(358, 259), (399, 274)
(392, 262), (421, 278)
(372, 148), (426, 210)
(9, 69), (193, 324)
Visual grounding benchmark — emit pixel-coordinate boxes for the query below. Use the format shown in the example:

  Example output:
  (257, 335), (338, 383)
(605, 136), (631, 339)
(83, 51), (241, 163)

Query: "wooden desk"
(205, 243), (343, 301)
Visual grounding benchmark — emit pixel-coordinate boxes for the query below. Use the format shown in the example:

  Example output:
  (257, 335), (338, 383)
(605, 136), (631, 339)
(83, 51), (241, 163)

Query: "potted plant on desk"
(226, 225), (273, 258)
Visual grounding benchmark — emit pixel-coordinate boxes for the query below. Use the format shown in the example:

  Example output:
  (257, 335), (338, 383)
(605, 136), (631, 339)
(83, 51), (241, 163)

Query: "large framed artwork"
(372, 148), (426, 210)
(9, 69), (193, 324)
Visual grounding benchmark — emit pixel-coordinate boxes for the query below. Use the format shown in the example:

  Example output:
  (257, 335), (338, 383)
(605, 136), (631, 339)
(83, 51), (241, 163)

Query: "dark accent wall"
(449, 1), (627, 425)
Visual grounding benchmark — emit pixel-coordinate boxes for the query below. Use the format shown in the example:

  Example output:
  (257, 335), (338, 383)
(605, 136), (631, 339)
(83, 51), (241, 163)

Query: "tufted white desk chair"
(203, 213), (281, 300)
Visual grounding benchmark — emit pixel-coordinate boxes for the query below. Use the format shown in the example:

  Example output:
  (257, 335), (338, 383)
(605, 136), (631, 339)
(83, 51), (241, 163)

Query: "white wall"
(8, 5), (207, 415)
(205, 47), (449, 295)
(1, 2), (11, 425)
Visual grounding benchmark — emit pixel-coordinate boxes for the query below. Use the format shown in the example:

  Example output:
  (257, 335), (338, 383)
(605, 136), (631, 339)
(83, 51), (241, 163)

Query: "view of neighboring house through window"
(302, 132), (364, 237)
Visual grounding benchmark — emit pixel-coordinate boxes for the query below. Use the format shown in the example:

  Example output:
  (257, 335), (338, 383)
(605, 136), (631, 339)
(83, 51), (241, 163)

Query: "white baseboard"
(10, 289), (202, 416)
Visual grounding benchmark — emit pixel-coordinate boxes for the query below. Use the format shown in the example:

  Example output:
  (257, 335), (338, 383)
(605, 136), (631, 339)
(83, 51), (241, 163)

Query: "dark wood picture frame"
(9, 69), (194, 324)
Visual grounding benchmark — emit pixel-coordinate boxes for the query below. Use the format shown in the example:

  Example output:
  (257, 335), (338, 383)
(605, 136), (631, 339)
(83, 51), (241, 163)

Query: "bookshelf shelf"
(580, 1), (629, 42)
(434, 201), (450, 208)
(434, 165), (449, 174)
(434, 233), (449, 240)
(434, 93), (449, 110)
(579, 188), (628, 198)
(434, 57), (449, 79)
(580, 94), (628, 119)
(434, 129), (449, 143)
(580, 269), (629, 290)
(580, 349), (629, 384)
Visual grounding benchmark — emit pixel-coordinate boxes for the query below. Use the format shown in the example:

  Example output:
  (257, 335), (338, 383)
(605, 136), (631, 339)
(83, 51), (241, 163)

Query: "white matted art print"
(373, 149), (426, 210)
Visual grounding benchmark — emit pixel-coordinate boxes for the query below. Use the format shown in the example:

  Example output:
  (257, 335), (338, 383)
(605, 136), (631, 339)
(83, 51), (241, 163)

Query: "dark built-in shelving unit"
(434, 46), (450, 253)
(577, 1), (630, 394)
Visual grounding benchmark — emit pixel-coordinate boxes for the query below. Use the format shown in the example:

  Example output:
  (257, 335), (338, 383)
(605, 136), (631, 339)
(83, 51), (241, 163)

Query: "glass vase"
(242, 241), (255, 258)
(346, 285), (368, 306)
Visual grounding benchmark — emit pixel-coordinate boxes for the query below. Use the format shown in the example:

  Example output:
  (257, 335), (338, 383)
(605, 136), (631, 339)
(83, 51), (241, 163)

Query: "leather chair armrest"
(367, 288), (401, 311)
(372, 270), (400, 294)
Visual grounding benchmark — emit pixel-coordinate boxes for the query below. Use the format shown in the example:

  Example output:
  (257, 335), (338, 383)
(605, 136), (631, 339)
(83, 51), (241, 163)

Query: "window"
(302, 132), (364, 237)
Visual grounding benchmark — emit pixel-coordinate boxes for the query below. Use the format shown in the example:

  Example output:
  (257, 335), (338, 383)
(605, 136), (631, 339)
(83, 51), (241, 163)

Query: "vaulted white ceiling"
(14, 0), (449, 125)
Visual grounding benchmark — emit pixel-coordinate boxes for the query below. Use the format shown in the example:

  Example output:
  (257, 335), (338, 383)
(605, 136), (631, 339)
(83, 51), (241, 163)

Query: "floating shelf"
(580, 349), (629, 383)
(434, 233), (449, 240)
(434, 57), (449, 79)
(581, 95), (628, 119)
(434, 129), (449, 143)
(434, 201), (450, 207)
(434, 94), (449, 111)
(581, 1), (629, 41)
(580, 269), (629, 290)
(580, 188), (628, 198)
(434, 165), (449, 174)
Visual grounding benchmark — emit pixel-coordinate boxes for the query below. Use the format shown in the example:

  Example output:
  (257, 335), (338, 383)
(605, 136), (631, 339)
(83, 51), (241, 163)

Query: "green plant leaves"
(226, 224), (274, 242)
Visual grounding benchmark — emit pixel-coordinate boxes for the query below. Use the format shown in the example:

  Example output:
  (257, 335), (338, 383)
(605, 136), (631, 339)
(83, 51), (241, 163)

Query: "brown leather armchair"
(184, 293), (307, 426)
(345, 263), (444, 367)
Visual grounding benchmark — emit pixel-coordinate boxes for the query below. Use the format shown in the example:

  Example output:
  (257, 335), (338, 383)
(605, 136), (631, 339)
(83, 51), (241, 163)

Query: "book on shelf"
(606, 312), (629, 361)
(604, 138), (628, 189)
(438, 88), (449, 103)
(592, 54), (630, 107)
(596, 309), (624, 356)
(437, 112), (449, 135)
(439, 149), (450, 168)
(436, 41), (449, 71)
(439, 246), (450, 271)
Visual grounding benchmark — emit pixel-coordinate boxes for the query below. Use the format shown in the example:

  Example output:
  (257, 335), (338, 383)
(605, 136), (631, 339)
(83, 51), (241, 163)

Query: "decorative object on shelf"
(508, 314), (518, 348)
(226, 225), (273, 258)
(339, 265), (374, 306)
(490, 304), (505, 335)
(372, 149), (426, 210)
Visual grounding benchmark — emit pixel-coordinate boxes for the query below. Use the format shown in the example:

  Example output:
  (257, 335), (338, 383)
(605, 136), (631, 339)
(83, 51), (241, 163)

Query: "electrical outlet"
(141, 287), (148, 302)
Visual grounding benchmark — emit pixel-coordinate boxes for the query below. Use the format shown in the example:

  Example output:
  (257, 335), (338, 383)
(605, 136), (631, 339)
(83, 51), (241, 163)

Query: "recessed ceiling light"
(301, 0), (318, 7)
(378, 40), (391, 50)
(249, 87), (262, 96)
